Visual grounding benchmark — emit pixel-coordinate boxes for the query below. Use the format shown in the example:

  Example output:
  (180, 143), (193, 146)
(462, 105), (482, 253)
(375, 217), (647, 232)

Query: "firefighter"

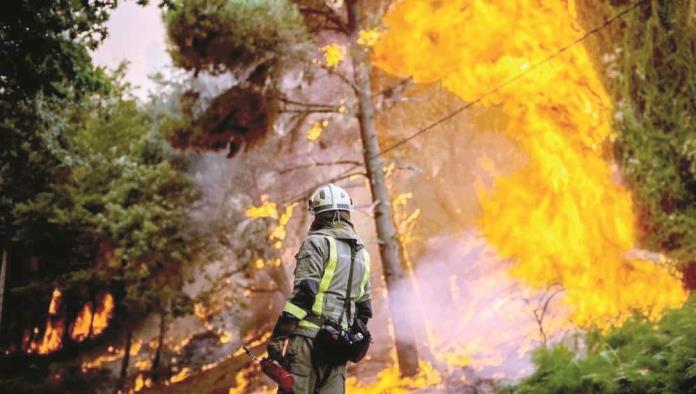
(267, 183), (372, 394)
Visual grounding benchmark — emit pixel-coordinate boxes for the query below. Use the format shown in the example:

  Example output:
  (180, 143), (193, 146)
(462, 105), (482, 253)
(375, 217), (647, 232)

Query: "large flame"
(374, 0), (686, 327)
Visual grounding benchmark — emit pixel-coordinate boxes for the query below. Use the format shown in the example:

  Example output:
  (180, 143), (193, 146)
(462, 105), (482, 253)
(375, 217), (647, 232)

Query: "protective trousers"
(282, 334), (346, 394)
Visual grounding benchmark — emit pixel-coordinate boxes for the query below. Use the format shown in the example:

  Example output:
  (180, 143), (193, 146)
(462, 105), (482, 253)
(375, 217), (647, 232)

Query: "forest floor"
(141, 338), (502, 394)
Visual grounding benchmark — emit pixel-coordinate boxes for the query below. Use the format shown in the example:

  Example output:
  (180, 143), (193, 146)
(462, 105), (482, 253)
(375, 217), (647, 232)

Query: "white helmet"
(308, 183), (353, 214)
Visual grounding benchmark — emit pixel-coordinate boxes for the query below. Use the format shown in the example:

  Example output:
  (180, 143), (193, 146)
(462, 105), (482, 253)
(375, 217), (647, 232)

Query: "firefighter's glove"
(267, 312), (298, 363)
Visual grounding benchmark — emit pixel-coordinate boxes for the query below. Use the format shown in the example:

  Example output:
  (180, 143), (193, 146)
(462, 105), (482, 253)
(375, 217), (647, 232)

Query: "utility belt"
(306, 312), (371, 366)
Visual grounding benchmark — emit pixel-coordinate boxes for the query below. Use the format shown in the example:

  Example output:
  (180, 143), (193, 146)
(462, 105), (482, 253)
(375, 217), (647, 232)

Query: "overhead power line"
(372, 0), (648, 159)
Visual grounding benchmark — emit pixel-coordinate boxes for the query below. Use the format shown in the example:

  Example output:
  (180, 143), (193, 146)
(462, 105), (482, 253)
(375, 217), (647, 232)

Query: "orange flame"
(346, 362), (442, 394)
(71, 293), (115, 342)
(375, 0), (687, 327)
(170, 367), (192, 384)
(25, 289), (114, 355)
(29, 288), (65, 354)
(246, 197), (297, 250)
(81, 339), (142, 371)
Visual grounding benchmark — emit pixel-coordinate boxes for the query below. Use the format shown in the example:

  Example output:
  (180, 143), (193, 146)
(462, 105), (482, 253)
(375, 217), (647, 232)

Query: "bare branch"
(274, 95), (337, 109)
(280, 108), (342, 114)
(373, 77), (413, 98)
(220, 266), (247, 280)
(282, 168), (367, 204)
(277, 160), (363, 175)
(316, 65), (359, 94)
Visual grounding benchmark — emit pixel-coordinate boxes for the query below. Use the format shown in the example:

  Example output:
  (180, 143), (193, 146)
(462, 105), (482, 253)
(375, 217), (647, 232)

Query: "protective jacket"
(283, 221), (372, 337)
(267, 220), (372, 394)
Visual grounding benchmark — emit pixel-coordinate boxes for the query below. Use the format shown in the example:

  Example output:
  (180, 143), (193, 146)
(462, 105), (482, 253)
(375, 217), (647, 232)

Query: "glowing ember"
(170, 367), (192, 384)
(130, 339), (143, 355)
(82, 352), (122, 371)
(135, 359), (152, 371)
(218, 330), (233, 344)
(48, 288), (61, 316)
(321, 43), (344, 68)
(357, 28), (381, 48)
(193, 303), (208, 320)
(134, 374), (145, 392)
(245, 196), (277, 219)
(81, 339), (142, 371)
(307, 120), (328, 141)
(375, 0), (687, 327)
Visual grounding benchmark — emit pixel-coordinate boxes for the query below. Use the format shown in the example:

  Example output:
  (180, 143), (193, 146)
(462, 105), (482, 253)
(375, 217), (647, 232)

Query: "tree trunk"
(0, 249), (7, 336)
(116, 329), (133, 393)
(346, 0), (420, 377)
(151, 311), (166, 382)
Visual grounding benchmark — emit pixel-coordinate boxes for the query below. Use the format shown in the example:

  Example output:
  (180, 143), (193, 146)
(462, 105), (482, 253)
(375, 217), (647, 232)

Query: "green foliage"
(1, 4), (213, 392)
(166, 0), (309, 77)
(15, 71), (204, 319)
(2, 68), (208, 369)
(0, 0), (116, 246)
(610, 0), (696, 262)
(0, 0), (116, 102)
(508, 297), (696, 394)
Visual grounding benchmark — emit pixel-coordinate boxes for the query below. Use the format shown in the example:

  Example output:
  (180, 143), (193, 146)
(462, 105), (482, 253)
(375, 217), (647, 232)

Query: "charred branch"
(522, 283), (564, 345)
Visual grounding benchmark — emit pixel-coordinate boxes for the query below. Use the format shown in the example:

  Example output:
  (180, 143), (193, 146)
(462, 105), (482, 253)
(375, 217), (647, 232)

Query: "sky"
(90, 1), (171, 98)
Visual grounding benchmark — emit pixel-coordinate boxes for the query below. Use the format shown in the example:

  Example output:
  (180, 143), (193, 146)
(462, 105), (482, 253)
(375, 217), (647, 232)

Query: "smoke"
(394, 231), (570, 381)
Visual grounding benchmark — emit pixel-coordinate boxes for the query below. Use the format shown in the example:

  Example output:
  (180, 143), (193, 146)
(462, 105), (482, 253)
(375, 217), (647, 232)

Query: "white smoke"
(406, 231), (570, 381)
